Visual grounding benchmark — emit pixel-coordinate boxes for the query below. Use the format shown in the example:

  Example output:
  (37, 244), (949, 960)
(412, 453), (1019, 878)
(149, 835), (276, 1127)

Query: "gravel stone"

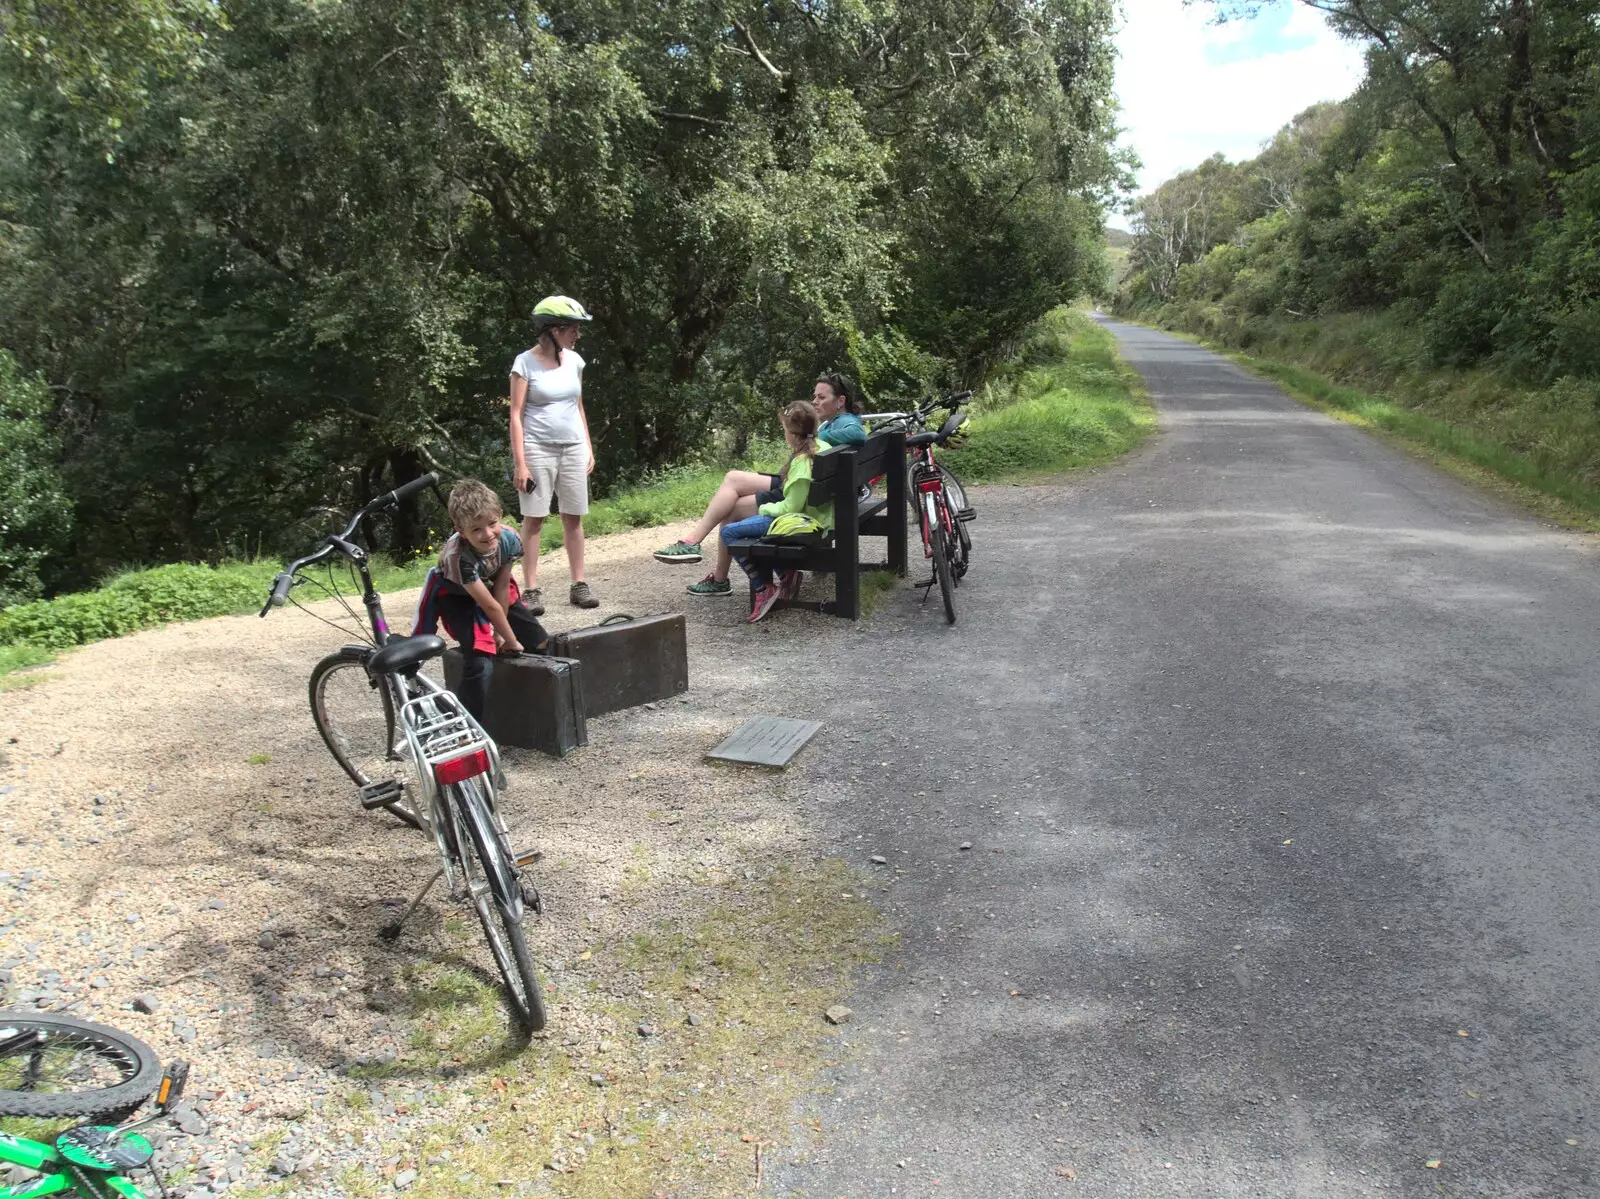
(824, 1005), (854, 1025)
(394, 1169), (417, 1190)
(132, 993), (159, 1014)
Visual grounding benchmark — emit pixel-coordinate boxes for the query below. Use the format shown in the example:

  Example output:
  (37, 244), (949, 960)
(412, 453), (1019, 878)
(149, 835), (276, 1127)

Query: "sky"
(1110, 0), (1366, 228)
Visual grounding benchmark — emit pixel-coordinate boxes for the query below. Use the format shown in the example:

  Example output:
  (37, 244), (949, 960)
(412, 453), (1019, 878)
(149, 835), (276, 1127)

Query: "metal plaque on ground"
(706, 716), (823, 768)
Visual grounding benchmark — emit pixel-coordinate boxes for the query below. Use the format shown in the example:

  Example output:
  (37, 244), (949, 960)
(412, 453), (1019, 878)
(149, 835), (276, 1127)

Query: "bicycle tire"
(451, 780), (548, 1032)
(309, 652), (423, 830)
(928, 501), (957, 624)
(0, 1013), (162, 1121)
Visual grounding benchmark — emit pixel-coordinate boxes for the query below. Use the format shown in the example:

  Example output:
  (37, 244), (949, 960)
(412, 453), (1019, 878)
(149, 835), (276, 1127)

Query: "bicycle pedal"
(520, 882), (543, 914)
(359, 779), (405, 810)
(513, 847), (544, 867)
(956, 508), (977, 522)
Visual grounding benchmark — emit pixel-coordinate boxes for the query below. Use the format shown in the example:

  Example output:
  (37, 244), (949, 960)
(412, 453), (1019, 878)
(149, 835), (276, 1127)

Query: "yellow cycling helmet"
(532, 295), (594, 329)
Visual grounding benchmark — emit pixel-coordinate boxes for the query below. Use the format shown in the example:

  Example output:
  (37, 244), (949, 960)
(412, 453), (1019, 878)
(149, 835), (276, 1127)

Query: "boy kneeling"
(415, 478), (548, 723)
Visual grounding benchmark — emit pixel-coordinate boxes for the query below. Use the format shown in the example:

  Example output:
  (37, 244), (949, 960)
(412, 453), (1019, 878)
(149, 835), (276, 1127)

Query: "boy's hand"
(514, 464), (533, 493)
(499, 639), (525, 656)
(586, 449), (595, 475)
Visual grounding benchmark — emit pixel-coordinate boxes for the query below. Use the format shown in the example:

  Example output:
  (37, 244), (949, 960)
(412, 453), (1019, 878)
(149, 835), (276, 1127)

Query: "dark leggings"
(436, 595), (548, 724)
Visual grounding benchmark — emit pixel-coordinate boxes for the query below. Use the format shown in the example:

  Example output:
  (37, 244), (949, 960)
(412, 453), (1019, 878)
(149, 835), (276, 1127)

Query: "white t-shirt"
(511, 348), (585, 445)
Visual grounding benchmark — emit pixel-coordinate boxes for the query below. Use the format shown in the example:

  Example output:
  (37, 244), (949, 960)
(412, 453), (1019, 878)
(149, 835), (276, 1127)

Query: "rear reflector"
(917, 479), (942, 493)
(434, 748), (491, 785)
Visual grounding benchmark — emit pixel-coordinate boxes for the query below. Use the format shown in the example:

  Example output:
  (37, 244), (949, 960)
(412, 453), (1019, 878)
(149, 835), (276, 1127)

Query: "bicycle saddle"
(904, 431), (940, 447)
(368, 635), (446, 675)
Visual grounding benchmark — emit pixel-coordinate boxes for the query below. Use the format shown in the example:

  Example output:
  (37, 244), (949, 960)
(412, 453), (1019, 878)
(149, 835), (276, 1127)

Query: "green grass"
(939, 307), (1155, 482)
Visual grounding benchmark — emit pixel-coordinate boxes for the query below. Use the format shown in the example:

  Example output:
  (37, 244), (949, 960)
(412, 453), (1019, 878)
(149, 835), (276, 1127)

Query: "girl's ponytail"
(781, 400), (820, 463)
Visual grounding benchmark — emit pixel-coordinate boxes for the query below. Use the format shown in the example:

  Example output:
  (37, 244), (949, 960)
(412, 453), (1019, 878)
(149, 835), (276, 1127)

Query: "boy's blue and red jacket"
(412, 528), (525, 653)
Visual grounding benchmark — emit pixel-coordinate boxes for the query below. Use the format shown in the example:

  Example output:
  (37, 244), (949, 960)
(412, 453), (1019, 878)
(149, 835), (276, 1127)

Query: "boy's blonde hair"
(447, 478), (501, 529)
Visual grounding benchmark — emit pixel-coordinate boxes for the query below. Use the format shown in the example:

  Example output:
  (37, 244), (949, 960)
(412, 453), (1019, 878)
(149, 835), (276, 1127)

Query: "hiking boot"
(569, 581), (600, 609)
(653, 540), (702, 564)
(779, 569), (803, 600)
(516, 588), (545, 617)
(686, 573), (732, 597)
(748, 583), (783, 623)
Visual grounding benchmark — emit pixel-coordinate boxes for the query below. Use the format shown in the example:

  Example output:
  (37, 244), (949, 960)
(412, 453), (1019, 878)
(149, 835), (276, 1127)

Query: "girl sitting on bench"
(720, 401), (830, 623)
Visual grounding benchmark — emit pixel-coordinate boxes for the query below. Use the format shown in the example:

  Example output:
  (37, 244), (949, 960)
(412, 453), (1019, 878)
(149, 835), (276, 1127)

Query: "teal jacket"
(818, 412), (867, 449)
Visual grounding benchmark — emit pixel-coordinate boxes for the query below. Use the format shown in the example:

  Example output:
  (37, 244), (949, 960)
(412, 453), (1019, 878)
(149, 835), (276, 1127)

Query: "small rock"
(684, 1013), (701, 1027)
(257, 932), (278, 951)
(125, 913), (141, 924)
(393, 1169), (417, 1190)
(959, 841), (973, 851)
(89, 976), (110, 990)
(824, 1005), (854, 1025)
(174, 1108), (208, 1137)
(589, 1074), (607, 1087)
(132, 994), (160, 1015)
(869, 855), (887, 865)
(269, 1156), (298, 1178)
(204, 899), (224, 911)
(636, 1024), (658, 1038)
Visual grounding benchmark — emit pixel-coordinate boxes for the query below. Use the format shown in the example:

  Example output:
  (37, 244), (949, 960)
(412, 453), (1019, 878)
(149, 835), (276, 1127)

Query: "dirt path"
(0, 524), (888, 1197)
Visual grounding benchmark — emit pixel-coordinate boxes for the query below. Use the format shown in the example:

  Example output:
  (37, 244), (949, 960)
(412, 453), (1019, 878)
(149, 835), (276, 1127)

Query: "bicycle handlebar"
(259, 472), (437, 617)
(374, 471), (437, 510)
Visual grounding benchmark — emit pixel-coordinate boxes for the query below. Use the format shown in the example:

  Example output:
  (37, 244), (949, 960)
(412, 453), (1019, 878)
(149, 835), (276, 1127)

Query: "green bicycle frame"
(0, 1130), (151, 1199)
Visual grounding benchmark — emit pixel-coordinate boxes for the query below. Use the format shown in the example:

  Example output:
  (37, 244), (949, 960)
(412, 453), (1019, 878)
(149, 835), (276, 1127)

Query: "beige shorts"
(518, 441), (590, 518)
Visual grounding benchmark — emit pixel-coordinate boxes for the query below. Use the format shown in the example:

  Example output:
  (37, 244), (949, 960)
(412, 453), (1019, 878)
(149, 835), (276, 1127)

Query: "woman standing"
(509, 295), (601, 611)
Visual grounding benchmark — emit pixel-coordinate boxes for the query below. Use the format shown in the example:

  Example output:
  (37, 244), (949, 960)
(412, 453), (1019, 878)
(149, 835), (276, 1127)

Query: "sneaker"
(569, 581), (600, 609)
(515, 588), (545, 618)
(686, 573), (732, 597)
(653, 540), (702, 564)
(748, 583), (783, 623)
(779, 569), (803, 599)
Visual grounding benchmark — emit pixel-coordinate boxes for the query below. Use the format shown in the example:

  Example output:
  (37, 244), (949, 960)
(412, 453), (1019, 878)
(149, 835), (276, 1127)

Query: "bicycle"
(1, 1011), (190, 1198)
(863, 391), (976, 624)
(259, 473), (549, 1032)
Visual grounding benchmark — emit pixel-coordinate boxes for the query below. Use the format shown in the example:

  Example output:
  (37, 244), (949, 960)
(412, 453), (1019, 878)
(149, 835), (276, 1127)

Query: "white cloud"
(1110, 0), (1365, 227)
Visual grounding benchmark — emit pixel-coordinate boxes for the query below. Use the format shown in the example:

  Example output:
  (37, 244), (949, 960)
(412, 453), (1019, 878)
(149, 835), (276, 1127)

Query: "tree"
(0, 351), (69, 603)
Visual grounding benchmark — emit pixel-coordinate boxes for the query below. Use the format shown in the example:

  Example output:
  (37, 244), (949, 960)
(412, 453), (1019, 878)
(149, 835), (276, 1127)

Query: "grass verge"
(939, 307), (1155, 483)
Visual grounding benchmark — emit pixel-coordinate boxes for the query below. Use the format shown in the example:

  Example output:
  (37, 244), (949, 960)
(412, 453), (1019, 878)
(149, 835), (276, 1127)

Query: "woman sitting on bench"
(652, 372), (860, 593)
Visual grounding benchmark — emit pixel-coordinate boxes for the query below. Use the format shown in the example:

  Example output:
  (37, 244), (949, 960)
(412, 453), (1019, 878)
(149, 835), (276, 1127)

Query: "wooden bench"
(724, 429), (907, 619)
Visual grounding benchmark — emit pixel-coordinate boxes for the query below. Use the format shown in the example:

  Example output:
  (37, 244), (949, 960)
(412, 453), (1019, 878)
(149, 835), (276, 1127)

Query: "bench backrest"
(811, 431), (900, 492)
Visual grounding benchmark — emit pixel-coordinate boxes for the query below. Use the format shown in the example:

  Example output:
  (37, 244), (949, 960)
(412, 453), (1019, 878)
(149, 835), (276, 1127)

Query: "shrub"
(0, 563), (276, 649)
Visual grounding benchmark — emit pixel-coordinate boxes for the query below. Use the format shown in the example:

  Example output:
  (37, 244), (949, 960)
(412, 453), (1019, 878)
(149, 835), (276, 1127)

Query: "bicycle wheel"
(927, 499), (957, 624)
(937, 460), (970, 513)
(309, 653), (423, 830)
(938, 468), (972, 575)
(450, 780), (547, 1032)
(0, 1013), (162, 1121)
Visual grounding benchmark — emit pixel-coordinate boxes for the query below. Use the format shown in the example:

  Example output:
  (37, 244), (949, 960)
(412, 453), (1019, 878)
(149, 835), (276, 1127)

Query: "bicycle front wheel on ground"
(0, 1012), (163, 1121)
(450, 780), (548, 1032)
(308, 653), (422, 829)
(928, 501), (957, 624)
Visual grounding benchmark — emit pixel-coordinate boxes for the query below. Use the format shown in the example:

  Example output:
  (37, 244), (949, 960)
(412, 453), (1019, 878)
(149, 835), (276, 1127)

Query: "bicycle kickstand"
(378, 868), (445, 941)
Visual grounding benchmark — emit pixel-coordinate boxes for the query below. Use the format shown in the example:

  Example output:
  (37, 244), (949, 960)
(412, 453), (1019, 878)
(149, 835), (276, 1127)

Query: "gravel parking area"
(0, 523), (891, 1197)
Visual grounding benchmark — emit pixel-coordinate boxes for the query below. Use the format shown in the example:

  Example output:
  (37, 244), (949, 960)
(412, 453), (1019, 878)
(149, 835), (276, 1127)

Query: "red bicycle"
(863, 391), (974, 623)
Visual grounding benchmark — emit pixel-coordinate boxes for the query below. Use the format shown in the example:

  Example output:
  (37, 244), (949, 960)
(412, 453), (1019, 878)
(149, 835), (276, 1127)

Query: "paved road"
(770, 319), (1600, 1197)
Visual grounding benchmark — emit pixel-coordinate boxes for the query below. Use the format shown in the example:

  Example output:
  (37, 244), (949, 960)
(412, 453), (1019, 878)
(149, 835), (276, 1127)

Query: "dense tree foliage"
(0, 0), (1123, 593)
(1118, 0), (1599, 382)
